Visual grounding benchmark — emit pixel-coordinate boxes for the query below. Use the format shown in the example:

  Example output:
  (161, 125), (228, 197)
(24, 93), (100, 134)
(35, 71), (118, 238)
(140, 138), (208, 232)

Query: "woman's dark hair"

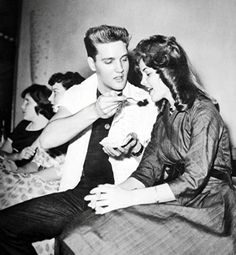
(48, 71), (85, 90)
(133, 35), (213, 111)
(21, 84), (54, 119)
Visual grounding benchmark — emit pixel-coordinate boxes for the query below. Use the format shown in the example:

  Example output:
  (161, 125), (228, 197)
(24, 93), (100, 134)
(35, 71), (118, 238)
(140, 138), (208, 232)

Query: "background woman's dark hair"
(133, 35), (214, 111)
(21, 84), (54, 119)
(48, 71), (85, 90)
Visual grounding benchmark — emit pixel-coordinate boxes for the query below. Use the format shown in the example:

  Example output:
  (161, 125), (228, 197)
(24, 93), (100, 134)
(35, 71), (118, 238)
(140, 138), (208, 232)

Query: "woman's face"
(49, 83), (66, 112)
(139, 59), (170, 103)
(21, 93), (38, 121)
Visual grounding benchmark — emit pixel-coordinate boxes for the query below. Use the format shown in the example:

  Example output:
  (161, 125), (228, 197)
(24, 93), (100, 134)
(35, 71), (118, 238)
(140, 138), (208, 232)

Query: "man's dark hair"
(84, 25), (130, 60)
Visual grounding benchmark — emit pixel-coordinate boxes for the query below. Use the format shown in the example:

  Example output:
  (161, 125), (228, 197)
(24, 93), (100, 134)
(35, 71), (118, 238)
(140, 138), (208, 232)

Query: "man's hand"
(95, 92), (125, 119)
(103, 133), (143, 158)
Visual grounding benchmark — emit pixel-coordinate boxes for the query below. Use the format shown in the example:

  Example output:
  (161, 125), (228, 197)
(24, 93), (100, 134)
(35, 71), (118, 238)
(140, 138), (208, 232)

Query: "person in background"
(0, 84), (54, 169)
(0, 72), (84, 255)
(59, 35), (236, 254)
(0, 24), (157, 254)
(48, 71), (84, 112)
(0, 82), (63, 211)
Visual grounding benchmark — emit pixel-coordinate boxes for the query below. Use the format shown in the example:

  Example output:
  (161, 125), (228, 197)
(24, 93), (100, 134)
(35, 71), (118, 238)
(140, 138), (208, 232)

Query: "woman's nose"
(141, 76), (147, 86)
(140, 77), (152, 92)
(48, 94), (54, 104)
(21, 102), (25, 110)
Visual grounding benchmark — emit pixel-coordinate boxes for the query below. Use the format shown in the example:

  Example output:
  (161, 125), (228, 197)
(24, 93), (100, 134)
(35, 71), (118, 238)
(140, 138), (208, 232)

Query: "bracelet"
(131, 144), (144, 157)
(154, 186), (160, 203)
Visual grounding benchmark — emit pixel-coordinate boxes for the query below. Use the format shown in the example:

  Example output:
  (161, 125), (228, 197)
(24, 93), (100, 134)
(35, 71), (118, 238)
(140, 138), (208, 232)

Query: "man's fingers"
(103, 147), (122, 157)
(107, 147), (121, 157)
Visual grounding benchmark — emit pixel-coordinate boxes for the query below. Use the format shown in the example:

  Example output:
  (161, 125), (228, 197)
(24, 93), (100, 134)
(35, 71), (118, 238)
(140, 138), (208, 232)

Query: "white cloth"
(58, 73), (157, 191)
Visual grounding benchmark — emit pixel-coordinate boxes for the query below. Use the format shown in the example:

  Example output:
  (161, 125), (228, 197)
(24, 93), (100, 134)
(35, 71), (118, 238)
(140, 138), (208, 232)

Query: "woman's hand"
(84, 184), (134, 214)
(19, 146), (36, 160)
(2, 158), (18, 172)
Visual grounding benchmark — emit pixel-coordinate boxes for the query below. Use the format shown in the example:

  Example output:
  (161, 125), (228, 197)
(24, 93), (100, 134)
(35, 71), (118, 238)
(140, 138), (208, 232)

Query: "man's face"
(89, 41), (129, 94)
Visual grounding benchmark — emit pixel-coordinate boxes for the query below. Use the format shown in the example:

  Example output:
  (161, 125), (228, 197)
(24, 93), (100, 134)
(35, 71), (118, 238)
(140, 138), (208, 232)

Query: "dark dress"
(9, 120), (43, 166)
(9, 120), (42, 152)
(58, 97), (236, 255)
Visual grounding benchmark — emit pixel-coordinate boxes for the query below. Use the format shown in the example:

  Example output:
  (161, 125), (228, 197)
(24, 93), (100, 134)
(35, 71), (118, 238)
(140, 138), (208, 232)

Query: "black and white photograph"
(0, 0), (236, 254)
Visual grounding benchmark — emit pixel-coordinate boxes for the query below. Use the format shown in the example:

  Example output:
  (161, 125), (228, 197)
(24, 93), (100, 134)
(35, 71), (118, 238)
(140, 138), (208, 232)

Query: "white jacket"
(59, 73), (157, 191)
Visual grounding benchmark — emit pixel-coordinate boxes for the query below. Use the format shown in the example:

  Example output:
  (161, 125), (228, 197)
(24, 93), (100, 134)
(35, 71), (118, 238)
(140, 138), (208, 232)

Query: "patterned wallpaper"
(29, 9), (52, 84)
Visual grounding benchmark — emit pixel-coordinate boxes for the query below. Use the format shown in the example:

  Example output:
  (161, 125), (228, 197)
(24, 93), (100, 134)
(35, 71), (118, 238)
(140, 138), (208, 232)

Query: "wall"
(15, 0), (236, 145)
(0, 0), (20, 136)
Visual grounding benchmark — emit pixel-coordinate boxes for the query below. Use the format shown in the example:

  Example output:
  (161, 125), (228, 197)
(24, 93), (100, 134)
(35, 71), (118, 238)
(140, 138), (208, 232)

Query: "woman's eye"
(122, 56), (128, 62)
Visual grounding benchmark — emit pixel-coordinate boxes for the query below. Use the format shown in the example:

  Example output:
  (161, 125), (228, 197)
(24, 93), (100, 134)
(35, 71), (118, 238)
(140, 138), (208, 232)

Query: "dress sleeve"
(130, 116), (164, 187)
(169, 105), (222, 202)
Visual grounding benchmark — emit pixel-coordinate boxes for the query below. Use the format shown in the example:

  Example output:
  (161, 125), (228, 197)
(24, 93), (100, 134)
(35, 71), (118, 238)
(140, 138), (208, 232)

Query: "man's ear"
(87, 57), (96, 72)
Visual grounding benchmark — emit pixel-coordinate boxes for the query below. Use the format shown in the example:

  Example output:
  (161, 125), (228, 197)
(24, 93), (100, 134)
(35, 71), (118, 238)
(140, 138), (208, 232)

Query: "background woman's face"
(139, 59), (170, 103)
(49, 82), (66, 112)
(21, 93), (38, 121)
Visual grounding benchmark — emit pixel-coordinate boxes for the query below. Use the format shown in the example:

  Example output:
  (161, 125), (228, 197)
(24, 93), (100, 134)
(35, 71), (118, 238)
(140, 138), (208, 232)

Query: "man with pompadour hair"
(0, 25), (157, 254)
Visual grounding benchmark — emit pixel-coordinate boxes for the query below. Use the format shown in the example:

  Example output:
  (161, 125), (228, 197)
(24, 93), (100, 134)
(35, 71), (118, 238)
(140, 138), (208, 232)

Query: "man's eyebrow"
(101, 57), (114, 61)
(101, 54), (128, 61)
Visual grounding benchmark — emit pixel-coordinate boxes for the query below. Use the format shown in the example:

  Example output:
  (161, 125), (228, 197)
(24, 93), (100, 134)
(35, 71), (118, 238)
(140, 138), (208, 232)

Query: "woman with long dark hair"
(60, 35), (236, 254)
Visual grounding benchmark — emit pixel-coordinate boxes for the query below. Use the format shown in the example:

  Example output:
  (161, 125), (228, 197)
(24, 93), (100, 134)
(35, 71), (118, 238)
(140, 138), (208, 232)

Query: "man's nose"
(115, 60), (124, 72)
